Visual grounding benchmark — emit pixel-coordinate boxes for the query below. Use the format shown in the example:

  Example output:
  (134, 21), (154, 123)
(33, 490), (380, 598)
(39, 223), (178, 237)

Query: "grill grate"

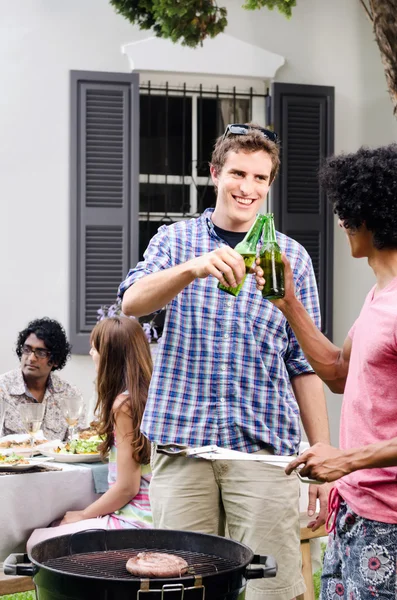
(43, 547), (241, 581)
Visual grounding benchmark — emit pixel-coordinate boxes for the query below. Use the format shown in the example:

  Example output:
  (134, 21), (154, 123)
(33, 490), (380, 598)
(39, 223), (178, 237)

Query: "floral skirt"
(321, 498), (397, 600)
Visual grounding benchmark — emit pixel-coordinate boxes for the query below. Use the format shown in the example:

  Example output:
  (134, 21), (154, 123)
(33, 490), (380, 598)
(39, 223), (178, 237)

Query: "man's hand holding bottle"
(255, 253), (295, 306)
(189, 247), (247, 289)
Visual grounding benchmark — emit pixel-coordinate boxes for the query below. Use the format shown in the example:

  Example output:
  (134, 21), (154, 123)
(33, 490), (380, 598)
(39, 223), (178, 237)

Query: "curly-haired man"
(255, 144), (397, 599)
(1, 317), (85, 440)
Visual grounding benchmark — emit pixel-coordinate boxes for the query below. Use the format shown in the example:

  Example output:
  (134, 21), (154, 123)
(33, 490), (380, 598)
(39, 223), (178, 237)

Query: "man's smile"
(233, 195), (256, 206)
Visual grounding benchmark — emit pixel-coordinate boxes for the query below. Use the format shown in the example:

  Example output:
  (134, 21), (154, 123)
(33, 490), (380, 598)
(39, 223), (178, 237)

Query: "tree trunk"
(368, 0), (397, 116)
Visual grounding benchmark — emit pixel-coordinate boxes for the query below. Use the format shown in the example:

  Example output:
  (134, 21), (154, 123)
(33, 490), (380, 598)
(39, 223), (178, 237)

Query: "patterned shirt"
(119, 209), (321, 455)
(0, 368), (86, 441)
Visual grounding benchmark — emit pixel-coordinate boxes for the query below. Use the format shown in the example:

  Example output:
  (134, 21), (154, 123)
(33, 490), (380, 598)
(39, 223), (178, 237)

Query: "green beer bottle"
(218, 214), (267, 297)
(258, 213), (285, 300)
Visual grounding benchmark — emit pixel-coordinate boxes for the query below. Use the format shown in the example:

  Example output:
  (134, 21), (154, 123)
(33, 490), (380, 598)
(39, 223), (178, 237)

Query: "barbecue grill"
(4, 529), (277, 600)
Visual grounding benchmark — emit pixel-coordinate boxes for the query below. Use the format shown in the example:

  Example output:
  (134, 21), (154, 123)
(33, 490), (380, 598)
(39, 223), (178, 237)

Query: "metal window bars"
(138, 81), (269, 260)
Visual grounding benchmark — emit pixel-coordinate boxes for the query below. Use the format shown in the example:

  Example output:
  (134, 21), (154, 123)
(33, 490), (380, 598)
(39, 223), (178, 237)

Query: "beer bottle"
(258, 213), (285, 300)
(218, 214), (267, 297)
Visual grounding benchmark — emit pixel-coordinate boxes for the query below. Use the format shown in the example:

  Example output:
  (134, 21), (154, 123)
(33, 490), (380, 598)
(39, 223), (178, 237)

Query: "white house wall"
(0, 0), (396, 438)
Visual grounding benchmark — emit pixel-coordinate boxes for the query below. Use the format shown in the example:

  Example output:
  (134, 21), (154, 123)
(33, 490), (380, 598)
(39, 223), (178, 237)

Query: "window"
(138, 82), (267, 259)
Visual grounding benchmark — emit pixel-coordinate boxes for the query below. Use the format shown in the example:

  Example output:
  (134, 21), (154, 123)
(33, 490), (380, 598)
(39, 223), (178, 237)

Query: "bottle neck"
(262, 214), (277, 243)
(236, 214), (267, 251)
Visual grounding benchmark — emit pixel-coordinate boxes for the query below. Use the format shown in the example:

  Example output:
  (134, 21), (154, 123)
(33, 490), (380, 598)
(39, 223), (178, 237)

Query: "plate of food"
(0, 433), (49, 456)
(78, 423), (99, 440)
(39, 436), (103, 463)
(0, 452), (53, 471)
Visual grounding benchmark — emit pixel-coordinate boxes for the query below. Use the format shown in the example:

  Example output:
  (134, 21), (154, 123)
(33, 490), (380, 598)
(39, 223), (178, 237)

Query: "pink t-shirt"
(336, 276), (397, 523)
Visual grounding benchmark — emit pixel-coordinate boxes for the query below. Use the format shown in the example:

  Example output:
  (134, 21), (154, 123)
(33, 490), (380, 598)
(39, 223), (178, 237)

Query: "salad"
(55, 435), (102, 455)
(0, 452), (29, 465)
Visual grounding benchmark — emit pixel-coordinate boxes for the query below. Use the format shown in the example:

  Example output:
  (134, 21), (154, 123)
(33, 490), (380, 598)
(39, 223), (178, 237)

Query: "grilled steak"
(126, 552), (189, 577)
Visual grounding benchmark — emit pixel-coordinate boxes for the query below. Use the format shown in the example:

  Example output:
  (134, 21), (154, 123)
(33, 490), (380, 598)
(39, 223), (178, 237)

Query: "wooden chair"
(298, 515), (327, 600)
(0, 564), (35, 596)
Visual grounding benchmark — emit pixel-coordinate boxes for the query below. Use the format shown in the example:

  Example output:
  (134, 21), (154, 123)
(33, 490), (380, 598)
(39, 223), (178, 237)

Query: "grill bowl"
(5, 529), (277, 600)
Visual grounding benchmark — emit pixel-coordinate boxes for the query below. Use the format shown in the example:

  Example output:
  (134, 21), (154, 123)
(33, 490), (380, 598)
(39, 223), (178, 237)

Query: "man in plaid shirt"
(119, 124), (330, 600)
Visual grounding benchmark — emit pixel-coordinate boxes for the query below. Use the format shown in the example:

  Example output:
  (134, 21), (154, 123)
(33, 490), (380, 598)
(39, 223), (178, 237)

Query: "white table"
(0, 463), (100, 561)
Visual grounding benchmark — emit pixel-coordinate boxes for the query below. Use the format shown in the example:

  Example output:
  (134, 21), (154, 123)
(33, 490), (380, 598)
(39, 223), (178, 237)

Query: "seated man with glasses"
(119, 123), (330, 600)
(0, 317), (85, 440)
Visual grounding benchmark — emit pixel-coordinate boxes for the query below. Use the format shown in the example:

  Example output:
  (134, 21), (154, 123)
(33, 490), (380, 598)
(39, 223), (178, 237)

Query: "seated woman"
(28, 316), (153, 549)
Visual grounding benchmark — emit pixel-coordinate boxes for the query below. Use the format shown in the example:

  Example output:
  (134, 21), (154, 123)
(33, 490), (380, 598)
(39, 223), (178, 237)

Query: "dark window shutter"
(70, 71), (139, 354)
(271, 83), (334, 339)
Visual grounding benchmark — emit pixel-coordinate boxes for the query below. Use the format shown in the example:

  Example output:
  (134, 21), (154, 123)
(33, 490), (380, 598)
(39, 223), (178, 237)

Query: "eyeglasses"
(222, 123), (278, 143)
(22, 344), (51, 359)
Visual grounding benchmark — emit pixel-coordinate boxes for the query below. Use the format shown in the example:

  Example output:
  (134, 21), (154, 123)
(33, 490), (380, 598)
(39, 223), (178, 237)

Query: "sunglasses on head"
(222, 123), (278, 143)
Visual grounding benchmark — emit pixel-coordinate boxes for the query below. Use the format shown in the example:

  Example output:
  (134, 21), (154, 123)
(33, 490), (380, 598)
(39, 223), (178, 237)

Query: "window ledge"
(121, 34), (285, 80)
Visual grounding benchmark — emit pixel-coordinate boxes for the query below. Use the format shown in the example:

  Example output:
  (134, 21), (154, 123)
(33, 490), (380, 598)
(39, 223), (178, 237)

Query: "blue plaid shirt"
(118, 209), (320, 455)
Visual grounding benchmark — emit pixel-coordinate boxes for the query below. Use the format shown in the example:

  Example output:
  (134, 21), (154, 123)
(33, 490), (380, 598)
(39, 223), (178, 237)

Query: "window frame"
(138, 82), (268, 230)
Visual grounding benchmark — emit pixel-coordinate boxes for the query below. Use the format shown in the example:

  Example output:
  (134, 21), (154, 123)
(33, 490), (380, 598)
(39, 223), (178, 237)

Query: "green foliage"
(243, 0), (296, 19)
(313, 541), (327, 600)
(313, 565), (322, 600)
(110, 0), (227, 47)
(109, 0), (296, 47)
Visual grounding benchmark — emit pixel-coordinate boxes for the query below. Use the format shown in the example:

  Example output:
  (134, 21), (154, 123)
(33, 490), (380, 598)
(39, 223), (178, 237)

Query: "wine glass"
(19, 404), (45, 457)
(61, 394), (84, 441)
(0, 398), (5, 438)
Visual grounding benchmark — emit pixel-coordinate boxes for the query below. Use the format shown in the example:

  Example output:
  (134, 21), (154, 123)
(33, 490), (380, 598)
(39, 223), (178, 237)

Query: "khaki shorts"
(150, 447), (305, 600)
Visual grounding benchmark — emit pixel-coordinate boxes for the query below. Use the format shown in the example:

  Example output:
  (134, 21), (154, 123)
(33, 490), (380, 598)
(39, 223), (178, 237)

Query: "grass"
(0, 594), (35, 600)
(313, 541), (327, 600)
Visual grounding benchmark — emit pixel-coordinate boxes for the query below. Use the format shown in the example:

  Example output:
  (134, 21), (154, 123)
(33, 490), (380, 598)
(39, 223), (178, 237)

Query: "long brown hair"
(90, 317), (152, 464)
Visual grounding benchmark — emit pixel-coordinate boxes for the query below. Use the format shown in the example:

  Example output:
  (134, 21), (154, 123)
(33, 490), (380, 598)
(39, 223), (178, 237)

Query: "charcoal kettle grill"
(4, 528), (277, 600)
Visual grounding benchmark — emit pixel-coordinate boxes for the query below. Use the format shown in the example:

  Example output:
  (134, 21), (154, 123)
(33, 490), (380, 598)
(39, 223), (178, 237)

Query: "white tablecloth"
(0, 463), (100, 560)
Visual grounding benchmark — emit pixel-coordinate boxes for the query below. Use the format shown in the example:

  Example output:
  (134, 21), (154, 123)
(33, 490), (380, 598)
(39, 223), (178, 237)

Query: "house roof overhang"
(121, 34), (285, 79)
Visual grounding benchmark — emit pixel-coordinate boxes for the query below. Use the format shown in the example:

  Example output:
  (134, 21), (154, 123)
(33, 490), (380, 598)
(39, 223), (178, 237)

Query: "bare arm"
(281, 298), (352, 393)
(292, 374), (330, 446)
(286, 438), (397, 482)
(351, 438), (397, 470)
(292, 373), (331, 530)
(256, 255), (352, 393)
(61, 401), (141, 522)
(82, 409), (142, 518)
(123, 262), (196, 317)
(122, 247), (247, 318)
